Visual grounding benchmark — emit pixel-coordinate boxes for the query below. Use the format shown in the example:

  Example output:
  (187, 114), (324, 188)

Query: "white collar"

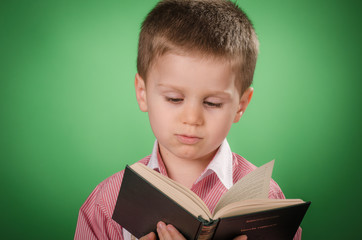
(147, 139), (233, 189)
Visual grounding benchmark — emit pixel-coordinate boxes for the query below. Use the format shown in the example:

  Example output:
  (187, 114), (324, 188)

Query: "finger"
(233, 235), (248, 240)
(157, 221), (172, 240)
(166, 224), (186, 240)
(139, 232), (157, 240)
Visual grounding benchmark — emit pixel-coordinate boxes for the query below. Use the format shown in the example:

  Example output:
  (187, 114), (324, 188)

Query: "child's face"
(135, 53), (253, 163)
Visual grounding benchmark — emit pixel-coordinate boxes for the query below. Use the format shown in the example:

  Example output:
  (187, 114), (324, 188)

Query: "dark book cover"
(213, 202), (311, 240)
(112, 165), (311, 240)
(112, 165), (202, 239)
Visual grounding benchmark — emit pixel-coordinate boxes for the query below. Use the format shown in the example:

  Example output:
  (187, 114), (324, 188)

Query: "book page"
(213, 160), (274, 215)
(214, 198), (304, 219)
(131, 163), (212, 220)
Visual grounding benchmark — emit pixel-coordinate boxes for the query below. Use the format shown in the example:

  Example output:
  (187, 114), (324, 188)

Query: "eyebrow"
(156, 83), (233, 99)
(157, 83), (182, 91)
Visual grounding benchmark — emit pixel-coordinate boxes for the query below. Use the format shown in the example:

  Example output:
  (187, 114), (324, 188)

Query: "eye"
(204, 101), (223, 108)
(166, 97), (183, 103)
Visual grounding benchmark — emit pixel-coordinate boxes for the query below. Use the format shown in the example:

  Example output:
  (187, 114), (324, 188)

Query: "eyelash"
(165, 97), (223, 108)
(204, 101), (223, 108)
(166, 97), (183, 103)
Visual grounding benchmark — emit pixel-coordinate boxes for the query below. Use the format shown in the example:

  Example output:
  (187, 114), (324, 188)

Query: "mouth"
(175, 134), (202, 145)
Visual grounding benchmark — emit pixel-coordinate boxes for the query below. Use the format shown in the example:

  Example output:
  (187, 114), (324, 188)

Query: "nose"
(180, 101), (204, 126)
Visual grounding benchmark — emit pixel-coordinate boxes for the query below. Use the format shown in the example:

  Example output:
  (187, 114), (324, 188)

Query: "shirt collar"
(147, 139), (234, 189)
(147, 141), (162, 170)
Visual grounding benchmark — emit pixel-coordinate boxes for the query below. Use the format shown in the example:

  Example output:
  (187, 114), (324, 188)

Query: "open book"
(112, 161), (310, 240)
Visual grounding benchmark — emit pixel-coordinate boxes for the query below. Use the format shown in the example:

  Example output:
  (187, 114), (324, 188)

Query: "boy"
(75, 0), (302, 239)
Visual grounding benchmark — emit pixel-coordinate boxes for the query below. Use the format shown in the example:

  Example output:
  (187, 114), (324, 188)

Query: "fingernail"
(157, 221), (166, 229)
(166, 224), (175, 231)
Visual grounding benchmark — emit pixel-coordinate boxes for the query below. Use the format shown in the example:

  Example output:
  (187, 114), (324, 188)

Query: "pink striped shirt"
(75, 141), (302, 239)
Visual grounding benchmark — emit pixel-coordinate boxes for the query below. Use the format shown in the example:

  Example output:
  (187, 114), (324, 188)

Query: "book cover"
(112, 165), (310, 240)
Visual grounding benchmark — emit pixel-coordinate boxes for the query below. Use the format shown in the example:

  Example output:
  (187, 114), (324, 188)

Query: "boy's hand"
(156, 221), (186, 240)
(139, 221), (247, 240)
(139, 232), (157, 240)
(139, 221), (185, 240)
(233, 235), (248, 240)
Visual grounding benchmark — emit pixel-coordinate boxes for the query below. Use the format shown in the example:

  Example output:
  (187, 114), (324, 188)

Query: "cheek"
(149, 99), (175, 119)
(148, 112), (164, 140)
(207, 111), (235, 136)
(147, 102), (174, 136)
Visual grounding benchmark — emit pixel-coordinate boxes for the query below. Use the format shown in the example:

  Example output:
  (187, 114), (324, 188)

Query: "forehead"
(147, 53), (238, 92)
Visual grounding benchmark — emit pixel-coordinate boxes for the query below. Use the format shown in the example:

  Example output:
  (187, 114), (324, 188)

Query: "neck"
(159, 147), (217, 189)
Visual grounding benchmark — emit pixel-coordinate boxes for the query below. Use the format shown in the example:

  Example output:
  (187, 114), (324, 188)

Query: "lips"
(176, 134), (202, 145)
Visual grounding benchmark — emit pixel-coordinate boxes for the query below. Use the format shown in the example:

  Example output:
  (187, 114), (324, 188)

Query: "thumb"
(139, 232), (156, 240)
(233, 235), (247, 240)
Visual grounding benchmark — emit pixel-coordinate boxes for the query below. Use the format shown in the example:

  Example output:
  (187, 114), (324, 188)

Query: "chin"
(173, 148), (201, 160)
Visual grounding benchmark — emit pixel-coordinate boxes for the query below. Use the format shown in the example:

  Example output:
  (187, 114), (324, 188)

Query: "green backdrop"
(1, 0), (361, 239)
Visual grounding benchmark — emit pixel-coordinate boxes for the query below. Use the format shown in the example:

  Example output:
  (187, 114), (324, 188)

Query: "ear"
(135, 73), (148, 112)
(233, 87), (254, 123)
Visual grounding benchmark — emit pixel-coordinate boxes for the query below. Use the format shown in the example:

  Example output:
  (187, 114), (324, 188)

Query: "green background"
(1, 0), (361, 239)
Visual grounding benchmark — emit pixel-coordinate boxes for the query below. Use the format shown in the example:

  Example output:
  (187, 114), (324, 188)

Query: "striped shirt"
(75, 140), (302, 239)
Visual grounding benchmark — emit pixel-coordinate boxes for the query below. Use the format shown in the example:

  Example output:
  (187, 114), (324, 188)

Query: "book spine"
(195, 217), (219, 240)
(196, 223), (218, 240)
